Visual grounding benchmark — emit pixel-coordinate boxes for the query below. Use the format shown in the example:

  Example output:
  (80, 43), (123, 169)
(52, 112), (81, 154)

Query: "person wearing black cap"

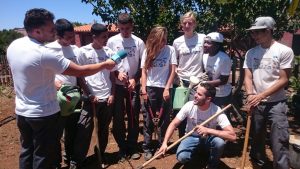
(72, 23), (117, 168)
(243, 16), (294, 169)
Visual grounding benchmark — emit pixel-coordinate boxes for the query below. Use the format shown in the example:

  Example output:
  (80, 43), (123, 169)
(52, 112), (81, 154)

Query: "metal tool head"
(189, 76), (200, 86)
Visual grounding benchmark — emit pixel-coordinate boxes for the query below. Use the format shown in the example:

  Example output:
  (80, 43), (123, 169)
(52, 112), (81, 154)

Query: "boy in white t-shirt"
(243, 16), (294, 169)
(46, 18), (84, 168)
(157, 83), (236, 169)
(75, 23), (116, 168)
(107, 13), (145, 161)
(202, 32), (232, 116)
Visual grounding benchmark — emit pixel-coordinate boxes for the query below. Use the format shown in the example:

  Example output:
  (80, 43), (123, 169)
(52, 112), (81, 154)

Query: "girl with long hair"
(140, 26), (177, 161)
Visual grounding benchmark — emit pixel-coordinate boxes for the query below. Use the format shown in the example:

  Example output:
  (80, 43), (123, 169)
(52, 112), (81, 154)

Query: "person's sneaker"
(144, 152), (153, 161)
(130, 152), (141, 160)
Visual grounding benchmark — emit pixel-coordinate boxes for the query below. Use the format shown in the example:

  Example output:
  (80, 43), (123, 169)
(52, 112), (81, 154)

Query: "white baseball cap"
(205, 32), (224, 43)
(247, 16), (276, 30)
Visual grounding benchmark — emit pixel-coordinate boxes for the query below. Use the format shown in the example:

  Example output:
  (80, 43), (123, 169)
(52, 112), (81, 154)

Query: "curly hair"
(144, 26), (167, 70)
(24, 8), (55, 32)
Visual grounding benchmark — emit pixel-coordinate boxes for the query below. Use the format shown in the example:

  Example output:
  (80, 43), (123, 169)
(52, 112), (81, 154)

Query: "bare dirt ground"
(1, 93), (300, 169)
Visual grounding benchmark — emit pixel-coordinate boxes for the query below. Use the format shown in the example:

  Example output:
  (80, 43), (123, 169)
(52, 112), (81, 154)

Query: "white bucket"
(289, 135), (300, 169)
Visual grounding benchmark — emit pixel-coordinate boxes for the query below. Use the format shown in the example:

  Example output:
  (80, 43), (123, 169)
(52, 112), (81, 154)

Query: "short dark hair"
(200, 83), (216, 98)
(117, 13), (133, 24)
(91, 23), (107, 36)
(24, 8), (55, 32)
(55, 18), (74, 38)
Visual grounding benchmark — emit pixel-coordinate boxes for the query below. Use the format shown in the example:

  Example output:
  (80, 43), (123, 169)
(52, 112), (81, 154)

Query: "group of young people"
(7, 7), (294, 169)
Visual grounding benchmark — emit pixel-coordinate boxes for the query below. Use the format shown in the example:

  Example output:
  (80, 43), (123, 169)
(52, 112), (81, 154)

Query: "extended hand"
(117, 72), (128, 83)
(156, 143), (168, 156)
(163, 89), (170, 101)
(247, 94), (266, 107)
(107, 95), (114, 106)
(128, 79), (136, 91)
(105, 59), (116, 70)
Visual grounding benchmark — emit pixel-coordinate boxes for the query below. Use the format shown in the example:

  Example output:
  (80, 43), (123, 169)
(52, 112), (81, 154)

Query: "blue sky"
(0, 0), (101, 30)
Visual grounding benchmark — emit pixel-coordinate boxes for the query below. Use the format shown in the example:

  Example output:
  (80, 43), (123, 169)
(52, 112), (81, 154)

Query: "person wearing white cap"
(172, 11), (206, 138)
(243, 16), (294, 169)
(202, 32), (232, 115)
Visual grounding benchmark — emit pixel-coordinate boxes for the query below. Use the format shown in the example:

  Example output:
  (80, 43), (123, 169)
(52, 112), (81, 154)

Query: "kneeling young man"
(157, 83), (236, 169)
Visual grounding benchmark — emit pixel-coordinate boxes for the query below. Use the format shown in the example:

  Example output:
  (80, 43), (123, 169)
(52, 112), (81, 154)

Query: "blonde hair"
(144, 26), (168, 70)
(180, 11), (197, 24)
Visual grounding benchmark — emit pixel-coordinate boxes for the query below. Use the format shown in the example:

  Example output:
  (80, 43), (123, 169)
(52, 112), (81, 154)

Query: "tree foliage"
(0, 29), (23, 56)
(72, 21), (86, 27)
(82, 0), (300, 52)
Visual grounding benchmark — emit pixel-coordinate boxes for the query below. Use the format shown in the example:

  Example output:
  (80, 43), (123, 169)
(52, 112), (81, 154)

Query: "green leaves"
(0, 29), (23, 55)
(81, 0), (300, 52)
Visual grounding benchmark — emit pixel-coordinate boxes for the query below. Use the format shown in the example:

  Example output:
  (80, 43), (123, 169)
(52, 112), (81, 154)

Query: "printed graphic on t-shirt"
(124, 46), (136, 58)
(152, 57), (168, 67)
(253, 57), (280, 70)
(86, 52), (108, 64)
(179, 44), (202, 57)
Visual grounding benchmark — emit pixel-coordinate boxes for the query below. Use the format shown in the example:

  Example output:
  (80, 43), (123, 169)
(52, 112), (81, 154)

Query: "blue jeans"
(250, 100), (289, 169)
(176, 135), (225, 168)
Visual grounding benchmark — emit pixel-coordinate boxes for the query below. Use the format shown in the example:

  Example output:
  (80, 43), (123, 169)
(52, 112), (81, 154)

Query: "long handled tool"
(240, 106), (252, 169)
(137, 104), (232, 169)
(92, 103), (103, 169)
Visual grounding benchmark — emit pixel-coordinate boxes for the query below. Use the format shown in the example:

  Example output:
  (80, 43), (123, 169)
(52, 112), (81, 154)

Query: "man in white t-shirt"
(202, 32), (232, 116)
(172, 11), (206, 138)
(243, 16), (294, 169)
(157, 83), (236, 169)
(107, 13), (145, 161)
(46, 18), (83, 168)
(6, 8), (116, 169)
(75, 23), (116, 168)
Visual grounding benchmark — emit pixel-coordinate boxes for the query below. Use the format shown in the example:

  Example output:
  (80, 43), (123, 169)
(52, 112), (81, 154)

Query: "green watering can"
(57, 85), (81, 116)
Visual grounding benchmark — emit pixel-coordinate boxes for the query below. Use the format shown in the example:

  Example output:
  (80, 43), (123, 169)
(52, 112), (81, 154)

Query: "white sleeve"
(243, 50), (252, 69)
(139, 41), (145, 60)
(217, 113), (231, 128)
(220, 54), (232, 75)
(170, 46), (178, 65)
(176, 101), (192, 121)
(42, 48), (70, 74)
(140, 49), (147, 68)
(280, 47), (294, 69)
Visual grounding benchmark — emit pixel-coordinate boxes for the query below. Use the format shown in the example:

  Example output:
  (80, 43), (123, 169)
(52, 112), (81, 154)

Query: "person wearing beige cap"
(202, 32), (232, 117)
(243, 16), (294, 169)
